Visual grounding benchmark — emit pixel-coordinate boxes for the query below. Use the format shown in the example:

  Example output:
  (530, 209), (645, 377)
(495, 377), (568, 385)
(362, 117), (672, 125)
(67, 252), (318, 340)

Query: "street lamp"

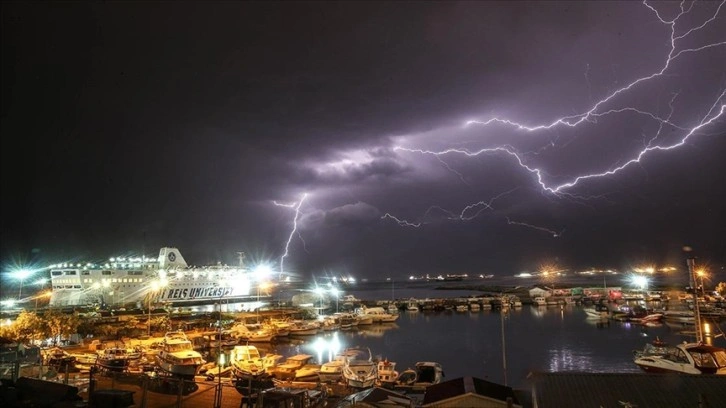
(13, 269), (35, 300)
(696, 269), (707, 297)
(313, 287), (325, 315)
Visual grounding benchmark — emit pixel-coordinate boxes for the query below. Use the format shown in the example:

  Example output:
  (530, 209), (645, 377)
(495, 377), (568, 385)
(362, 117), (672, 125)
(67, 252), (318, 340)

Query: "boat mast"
(500, 308), (508, 386)
(686, 257), (703, 343)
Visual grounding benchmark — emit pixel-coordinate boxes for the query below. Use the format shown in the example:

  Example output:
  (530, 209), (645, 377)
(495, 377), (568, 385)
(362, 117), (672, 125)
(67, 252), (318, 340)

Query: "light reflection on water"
(254, 303), (726, 390)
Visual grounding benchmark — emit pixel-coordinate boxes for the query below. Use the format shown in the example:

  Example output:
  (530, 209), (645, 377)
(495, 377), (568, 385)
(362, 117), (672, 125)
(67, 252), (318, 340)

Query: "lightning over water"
(384, 0), (726, 234)
(275, 193), (308, 278)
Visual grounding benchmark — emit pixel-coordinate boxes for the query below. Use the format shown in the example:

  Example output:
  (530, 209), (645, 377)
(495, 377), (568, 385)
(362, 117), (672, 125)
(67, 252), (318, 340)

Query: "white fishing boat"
(376, 359), (399, 387)
(318, 354), (348, 383)
(231, 323), (276, 342)
(357, 306), (399, 323)
(95, 345), (142, 372)
(207, 330), (238, 349)
(270, 354), (316, 380)
(342, 348), (377, 388)
(230, 345), (268, 380)
(155, 331), (205, 377)
(532, 297), (547, 307)
(584, 303), (610, 319)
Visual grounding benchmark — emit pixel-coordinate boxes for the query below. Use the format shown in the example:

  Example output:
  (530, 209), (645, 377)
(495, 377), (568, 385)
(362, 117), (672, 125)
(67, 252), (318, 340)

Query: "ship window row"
(81, 278), (145, 283)
(53, 279), (79, 284)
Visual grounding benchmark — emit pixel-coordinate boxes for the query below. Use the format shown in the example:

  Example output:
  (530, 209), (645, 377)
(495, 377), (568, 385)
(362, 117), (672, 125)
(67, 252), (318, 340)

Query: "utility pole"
(687, 257), (703, 344)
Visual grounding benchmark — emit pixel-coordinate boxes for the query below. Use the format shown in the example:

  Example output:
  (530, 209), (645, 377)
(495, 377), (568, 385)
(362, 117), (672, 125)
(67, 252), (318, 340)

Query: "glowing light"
(253, 264), (273, 281)
(631, 275), (649, 290)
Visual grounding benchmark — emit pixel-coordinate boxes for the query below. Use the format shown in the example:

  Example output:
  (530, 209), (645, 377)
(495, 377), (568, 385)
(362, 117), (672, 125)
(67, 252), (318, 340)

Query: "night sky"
(2, 1), (725, 285)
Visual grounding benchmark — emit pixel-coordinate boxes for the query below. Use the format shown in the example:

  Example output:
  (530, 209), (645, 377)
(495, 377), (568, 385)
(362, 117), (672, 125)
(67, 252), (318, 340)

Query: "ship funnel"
(158, 247), (188, 269)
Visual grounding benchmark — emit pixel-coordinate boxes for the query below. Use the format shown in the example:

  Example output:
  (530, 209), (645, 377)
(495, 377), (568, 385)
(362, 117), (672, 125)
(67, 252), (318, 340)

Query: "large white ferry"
(48, 247), (264, 308)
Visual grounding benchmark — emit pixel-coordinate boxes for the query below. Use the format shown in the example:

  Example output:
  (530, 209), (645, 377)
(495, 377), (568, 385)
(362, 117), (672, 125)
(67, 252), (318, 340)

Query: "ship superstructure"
(48, 248), (260, 307)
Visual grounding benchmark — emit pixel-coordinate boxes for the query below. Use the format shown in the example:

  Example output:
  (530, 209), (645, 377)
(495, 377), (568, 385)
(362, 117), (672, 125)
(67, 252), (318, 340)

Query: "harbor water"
(265, 282), (726, 390)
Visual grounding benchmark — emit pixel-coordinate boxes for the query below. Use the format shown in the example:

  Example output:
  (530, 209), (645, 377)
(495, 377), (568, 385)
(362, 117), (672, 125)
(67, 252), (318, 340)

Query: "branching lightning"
(275, 193), (308, 278)
(384, 0), (725, 236)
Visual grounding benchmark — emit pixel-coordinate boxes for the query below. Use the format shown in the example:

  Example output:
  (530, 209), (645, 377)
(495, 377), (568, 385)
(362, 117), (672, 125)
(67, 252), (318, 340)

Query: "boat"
(397, 361), (444, 387)
(95, 345), (142, 372)
(633, 342), (726, 374)
(47, 248), (263, 308)
(406, 299), (419, 312)
(269, 354), (316, 380)
(357, 306), (399, 323)
(584, 303), (610, 319)
(293, 362), (321, 382)
(230, 345), (268, 380)
(43, 347), (77, 370)
(318, 354), (348, 383)
(207, 330), (239, 349)
(288, 321), (320, 336)
(633, 258), (726, 375)
(376, 359), (399, 387)
(318, 348), (368, 383)
(532, 297), (547, 307)
(343, 348), (377, 389)
(256, 386), (327, 408)
(155, 330), (205, 377)
(632, 337), (670, 359)
(231, 323), (276, 342)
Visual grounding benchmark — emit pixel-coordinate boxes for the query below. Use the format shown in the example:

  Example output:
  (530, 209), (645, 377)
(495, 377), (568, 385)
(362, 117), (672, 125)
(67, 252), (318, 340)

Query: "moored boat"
(155, 330), (205, 377)
(376, 359), (399, 387)
(398, 361), (444, 387)
(633, 342), (726, 375)
(95, 345), (142, 372)
(230, 345), (267, 380)
(270, 354), (315, 380)
(342, 347), (377, 388)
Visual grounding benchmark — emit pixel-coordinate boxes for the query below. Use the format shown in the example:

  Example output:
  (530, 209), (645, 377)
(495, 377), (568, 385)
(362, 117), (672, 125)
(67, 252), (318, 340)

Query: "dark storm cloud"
(2, 1), (725, 286)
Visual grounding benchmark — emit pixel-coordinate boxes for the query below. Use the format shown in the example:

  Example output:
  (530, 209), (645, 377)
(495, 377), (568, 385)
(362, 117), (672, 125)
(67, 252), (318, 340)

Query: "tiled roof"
(529, 372), (726, 408)
(423, 376), (520, 405)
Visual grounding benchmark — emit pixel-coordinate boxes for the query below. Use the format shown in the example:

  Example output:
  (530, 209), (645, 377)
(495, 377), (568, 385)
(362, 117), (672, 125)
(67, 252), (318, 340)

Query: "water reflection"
(202, 304), (726, 389)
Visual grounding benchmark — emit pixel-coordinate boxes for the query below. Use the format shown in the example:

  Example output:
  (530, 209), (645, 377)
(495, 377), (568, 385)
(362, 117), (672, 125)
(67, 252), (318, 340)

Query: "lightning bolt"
(275, 193), (308, 279)
(386, 1), (725, 235)
(506, 217), (563, 238)
(381, 213), (422, 228)
(381, 187), (519, 226)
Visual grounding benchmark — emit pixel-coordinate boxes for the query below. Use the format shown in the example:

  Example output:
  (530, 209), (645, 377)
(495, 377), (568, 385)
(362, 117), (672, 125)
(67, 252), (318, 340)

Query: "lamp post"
(13, 269), (34, 300)
(696, 269), (707, 297)
(314, 287), (325, 316)
(330, 287), (339, 313)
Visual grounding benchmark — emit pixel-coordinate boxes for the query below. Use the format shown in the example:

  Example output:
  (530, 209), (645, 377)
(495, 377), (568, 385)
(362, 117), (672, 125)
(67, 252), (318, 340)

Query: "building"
(528, 372), (726, 407)
(336, 387), (413, 407)
(421, 377), (521, 408)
